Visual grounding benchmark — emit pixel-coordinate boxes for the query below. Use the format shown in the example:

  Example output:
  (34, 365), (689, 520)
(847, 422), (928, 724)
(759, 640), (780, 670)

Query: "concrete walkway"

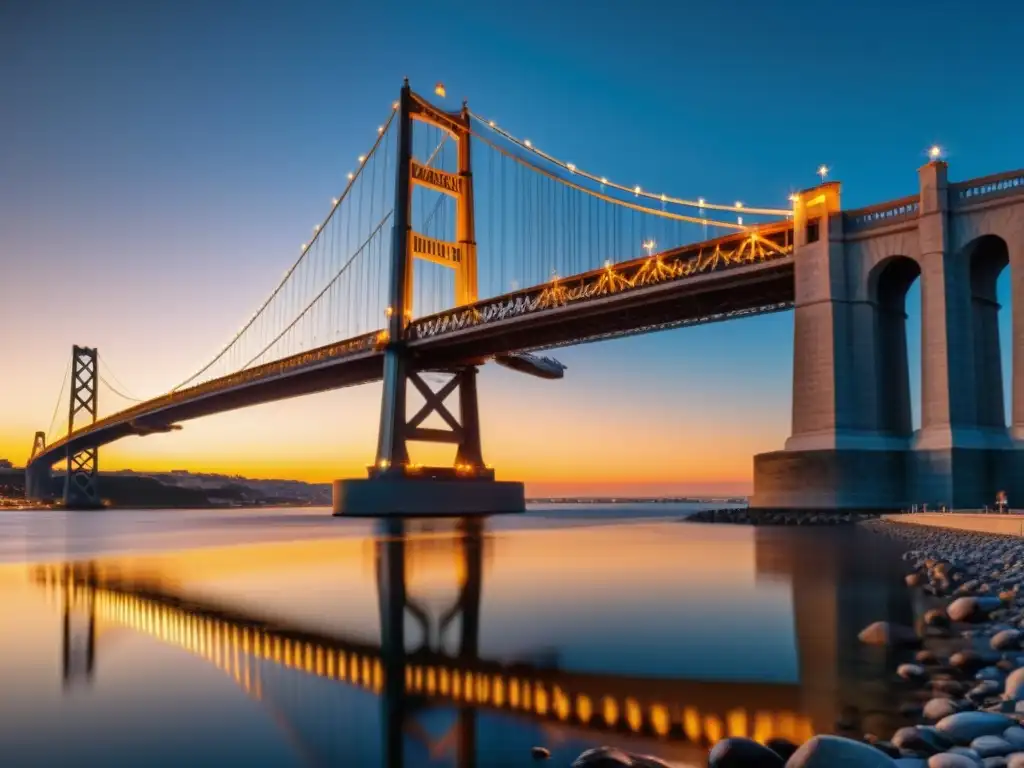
(882, 513), (1024, 537)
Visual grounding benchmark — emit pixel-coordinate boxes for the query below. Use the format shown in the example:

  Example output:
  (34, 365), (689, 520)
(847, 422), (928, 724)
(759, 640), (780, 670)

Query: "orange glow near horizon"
(0, 358), (786, 496)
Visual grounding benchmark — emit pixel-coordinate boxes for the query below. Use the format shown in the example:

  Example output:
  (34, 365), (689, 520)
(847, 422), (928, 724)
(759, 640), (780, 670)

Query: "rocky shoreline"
(686, 508), (878, 526)
(560, 518), (1024, 767)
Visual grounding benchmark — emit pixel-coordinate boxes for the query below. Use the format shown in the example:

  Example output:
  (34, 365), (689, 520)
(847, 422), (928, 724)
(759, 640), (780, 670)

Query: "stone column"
(915, 161), (977, 446)
(785, 182), (851, 451)
(1012, 237), (1024, 442)
(913, 161), (990, 507)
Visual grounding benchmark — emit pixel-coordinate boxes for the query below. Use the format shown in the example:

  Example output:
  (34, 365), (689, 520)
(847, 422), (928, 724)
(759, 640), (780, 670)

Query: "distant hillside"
(0, 468), (329, 509)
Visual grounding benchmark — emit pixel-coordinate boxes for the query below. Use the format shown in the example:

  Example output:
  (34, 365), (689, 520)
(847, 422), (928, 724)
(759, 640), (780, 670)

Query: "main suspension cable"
(173, 107), (398, 392)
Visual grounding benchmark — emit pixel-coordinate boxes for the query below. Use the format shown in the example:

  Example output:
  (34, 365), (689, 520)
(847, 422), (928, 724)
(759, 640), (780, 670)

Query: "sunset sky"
(2, 0), (1021, 495)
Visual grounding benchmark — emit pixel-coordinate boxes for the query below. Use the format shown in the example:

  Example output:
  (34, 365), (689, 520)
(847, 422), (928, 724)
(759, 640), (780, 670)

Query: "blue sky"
(1, 0), (1021, 492)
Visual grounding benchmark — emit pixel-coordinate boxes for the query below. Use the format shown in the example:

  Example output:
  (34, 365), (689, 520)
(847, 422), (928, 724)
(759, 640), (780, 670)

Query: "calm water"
(0, 505), (913, 767)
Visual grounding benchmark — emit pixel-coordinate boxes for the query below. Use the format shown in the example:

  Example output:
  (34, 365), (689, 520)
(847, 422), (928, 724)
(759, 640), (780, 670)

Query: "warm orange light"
(929, 145), (942, 160)
(434, 82), (446, 97)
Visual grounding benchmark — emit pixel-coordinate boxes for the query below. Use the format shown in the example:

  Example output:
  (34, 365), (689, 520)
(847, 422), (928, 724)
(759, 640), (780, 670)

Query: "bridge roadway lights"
(332, 467), (525, 517)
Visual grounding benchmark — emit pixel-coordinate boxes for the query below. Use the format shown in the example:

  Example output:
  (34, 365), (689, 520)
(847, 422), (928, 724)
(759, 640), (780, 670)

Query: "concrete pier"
(332, 475), (525, 516)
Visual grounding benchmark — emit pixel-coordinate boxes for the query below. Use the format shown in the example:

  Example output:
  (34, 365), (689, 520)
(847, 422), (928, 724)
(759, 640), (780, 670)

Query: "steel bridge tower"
(64, 346), (102, 509)
(333, 81), (524, 516)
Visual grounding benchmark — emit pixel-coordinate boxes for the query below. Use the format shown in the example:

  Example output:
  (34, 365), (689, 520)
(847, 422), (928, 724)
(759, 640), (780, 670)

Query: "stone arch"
(963, 234), (1011, 430)
(868, 255), (922, 438)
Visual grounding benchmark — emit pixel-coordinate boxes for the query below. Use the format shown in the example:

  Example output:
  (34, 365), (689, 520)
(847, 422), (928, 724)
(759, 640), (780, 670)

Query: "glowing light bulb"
(735, 201), (743, 209)
(566, 163), (576, 173)
(698, 198), (706, 207)
(600, 177), (608, 185)
(737, 216), (743, 226)
(434, 82), (446, 98)
(660, 193), (667, 202)
(385, 306), (394, 317)
(788, 193), (798, 203)
(604, 259), (612, 268)
(313, 224), (320, 232)
(358, 155), (365, 163)
(817, 164), (829, 181)
(301, 243), (307, 250)
(929, 145), (942, 160)
(524, 139), (532, 148)
(633, 185), (641, 196)
(377, 126), (384, 133)
(488, 120), (495, 128)
(332, 197), (339, 205)
(347, 172), (355, 180)
(643, 239), (656, 256)
(392, 101), (399, 110)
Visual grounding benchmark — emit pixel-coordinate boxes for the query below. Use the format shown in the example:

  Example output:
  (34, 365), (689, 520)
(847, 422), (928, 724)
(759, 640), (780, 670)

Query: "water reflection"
(21, 519), (911, 766)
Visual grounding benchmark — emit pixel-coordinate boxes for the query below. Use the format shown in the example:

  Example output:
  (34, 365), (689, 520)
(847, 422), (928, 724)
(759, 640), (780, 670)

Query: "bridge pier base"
(333, 474), (524, 516)
(24, 461), (53, 502)
(752, 449), (910, 510)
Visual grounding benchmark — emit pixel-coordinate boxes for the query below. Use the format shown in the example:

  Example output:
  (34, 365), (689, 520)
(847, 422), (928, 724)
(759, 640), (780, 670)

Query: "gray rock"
(972, 736), (1016, 758)
(982, 756), (1008, 768)
(1005, 669), (1024, 700)
(706, 738), (784, 767)
(926, 699), (962, 720)
(894, 760), (928, 768)
(785, 735), (897, 767)
(1003, 726), (1024, 748)
(894, 726), (953, 755)
(978, 668), (1006, 682)
(901, 664), (929, 681)
(571, 747), (671, 767)
(860, 621), (920, 646)
(950, 597), (1003, 623)
(993, 631), (1022, 651)
(531, 746), (551, 761)
(927, 752), (983, 767)
(937, 712), (1017, 744)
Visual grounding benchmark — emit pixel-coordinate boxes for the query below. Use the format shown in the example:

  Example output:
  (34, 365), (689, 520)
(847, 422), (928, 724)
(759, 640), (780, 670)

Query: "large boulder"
(706, 738), (784, 767)
(785, 735), (898, 767)
(937, 712), (1017, 744)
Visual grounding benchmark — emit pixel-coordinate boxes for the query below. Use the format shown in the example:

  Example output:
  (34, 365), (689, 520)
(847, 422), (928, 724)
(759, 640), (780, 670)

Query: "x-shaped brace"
(406, 371), (463, 443)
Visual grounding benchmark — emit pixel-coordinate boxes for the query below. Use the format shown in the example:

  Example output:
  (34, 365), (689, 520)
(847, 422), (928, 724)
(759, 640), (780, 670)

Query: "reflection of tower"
(376, 518), (484, 768)
(60, 567), (97, 688)
(753, 527), (913, 738)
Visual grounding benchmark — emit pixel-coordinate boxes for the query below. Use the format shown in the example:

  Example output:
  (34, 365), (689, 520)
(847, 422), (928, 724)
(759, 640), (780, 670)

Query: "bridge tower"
(63, 345), (102, 509)
(333, 81), (524, 516)
(25, 431), (51, 501)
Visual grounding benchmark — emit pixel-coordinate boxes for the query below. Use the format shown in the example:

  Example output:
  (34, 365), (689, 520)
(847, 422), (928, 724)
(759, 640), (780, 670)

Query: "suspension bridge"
(22, 80), (1024, 511)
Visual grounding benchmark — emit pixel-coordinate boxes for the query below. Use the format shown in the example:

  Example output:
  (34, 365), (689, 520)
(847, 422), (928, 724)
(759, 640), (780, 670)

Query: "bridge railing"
(407, 223), (794, 342)
(842, 195), (920, 232)
(39, 331), (384, 462)
(950, 168), (1024, 209)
